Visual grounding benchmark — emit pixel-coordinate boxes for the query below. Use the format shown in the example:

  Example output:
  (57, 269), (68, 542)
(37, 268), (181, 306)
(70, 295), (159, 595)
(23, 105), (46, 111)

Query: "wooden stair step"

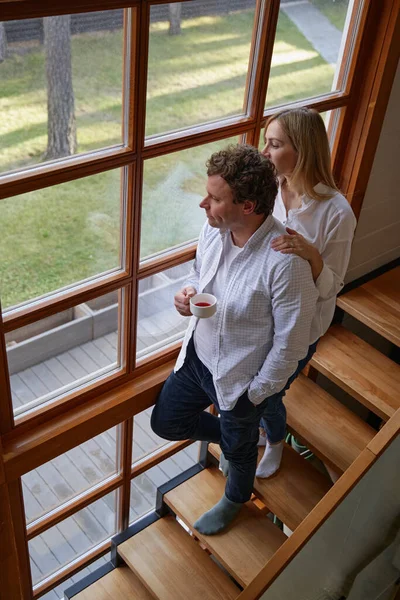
(286, 373), (376, 473)
(72, 565), (155, 599)
(164, 465), (287, 587)
(310, 324), (400, 420)
(336, 266), (400, 346)
(209, 443), (332, 532)
(118, 514), (240, 600)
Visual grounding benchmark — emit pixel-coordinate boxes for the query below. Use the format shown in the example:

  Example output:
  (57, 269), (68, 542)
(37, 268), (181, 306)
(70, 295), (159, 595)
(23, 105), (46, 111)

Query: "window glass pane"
(137, 263), (192, 360)
(132, 401), (200, 466)
(40, 554), (110, 600)
(29, 492), (117, 587)
(0, 169), (125, 311)
(6, 288), (124, 417)
(1, 169), (126, 312)
(141, 137), (238, 259)
(310, 0), (351, 31)
(146, 1), (256, 137)
(130, 444), (200, 523)
(132, 407), (168, 464)
(23, 427), (119, 525)
(265, 0), (351, 109)
(0, 11), (125, 176)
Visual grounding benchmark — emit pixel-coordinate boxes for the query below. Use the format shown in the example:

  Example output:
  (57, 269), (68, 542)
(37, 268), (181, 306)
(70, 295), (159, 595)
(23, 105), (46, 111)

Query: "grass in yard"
(310, 0), (350, 31)
(145, 12), (255, 136)
(266, 10), (335, 107)
(0, 10), (337, 309)
(0, 30), (124, 174)
(0, 170), (121, 308)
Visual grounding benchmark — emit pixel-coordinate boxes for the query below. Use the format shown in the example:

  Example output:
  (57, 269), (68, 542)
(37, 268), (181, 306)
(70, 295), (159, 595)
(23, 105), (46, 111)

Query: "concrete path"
(281, 0), (344, 66)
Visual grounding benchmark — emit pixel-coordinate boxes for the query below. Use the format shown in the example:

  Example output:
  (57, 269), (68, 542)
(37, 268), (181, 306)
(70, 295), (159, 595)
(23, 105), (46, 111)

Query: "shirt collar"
(299, 194), (314, 208)
(220, 214), (275, 250)
(314, 182), (330, 195)
(299, 183), (330, 208)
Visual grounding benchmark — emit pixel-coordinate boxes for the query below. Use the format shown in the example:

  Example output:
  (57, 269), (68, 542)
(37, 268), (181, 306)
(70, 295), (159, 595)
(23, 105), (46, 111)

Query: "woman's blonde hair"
(265, 108), (339, 201)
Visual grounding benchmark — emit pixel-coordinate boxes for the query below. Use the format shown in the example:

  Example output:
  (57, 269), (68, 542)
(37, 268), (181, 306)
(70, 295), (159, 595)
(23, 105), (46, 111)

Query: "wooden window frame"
(0, 0), (399, 598)
(0, 0), (379, 433)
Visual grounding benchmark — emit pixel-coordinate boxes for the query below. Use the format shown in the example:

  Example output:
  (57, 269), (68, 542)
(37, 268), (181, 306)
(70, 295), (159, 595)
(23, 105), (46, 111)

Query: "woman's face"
(262, 120), (298, 178)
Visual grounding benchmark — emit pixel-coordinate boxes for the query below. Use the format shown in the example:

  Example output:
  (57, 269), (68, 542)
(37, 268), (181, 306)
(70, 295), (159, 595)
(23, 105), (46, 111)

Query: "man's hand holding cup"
(174, 286), (197, 316)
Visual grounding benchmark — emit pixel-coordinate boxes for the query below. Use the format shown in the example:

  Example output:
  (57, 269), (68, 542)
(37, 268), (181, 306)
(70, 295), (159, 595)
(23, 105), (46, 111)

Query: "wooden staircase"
(66, 265), (400, 600)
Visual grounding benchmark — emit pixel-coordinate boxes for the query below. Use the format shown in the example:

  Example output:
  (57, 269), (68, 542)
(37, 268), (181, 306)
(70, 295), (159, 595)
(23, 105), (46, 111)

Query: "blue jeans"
(151, 337), (273, 504)
(260, 340), (319, 443)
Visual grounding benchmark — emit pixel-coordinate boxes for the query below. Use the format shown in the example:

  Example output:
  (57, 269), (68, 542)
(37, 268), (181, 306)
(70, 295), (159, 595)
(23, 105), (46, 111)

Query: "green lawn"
(266, 10), (335, 107)
(0, 171), (121, 308)
(0, 10), (336, 309)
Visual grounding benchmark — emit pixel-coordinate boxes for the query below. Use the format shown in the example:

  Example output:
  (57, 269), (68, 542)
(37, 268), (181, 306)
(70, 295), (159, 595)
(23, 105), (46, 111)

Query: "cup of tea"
(190, 293), (217, 318)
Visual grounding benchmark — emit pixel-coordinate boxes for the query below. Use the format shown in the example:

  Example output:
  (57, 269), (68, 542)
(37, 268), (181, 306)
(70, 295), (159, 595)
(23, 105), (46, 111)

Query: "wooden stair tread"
(310, 324), (400, 420)
(118, 515), (240, 600)
(337, 266), (400, 346)
(164, 466), (287, 587)
(209, 443), (331, 532)
(286, 374), (376, 472)
(73, 565), (155, 599)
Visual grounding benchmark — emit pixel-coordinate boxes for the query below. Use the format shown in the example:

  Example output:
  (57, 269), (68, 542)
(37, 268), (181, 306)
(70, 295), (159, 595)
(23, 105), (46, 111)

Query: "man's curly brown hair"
(206, 144), (278, 217)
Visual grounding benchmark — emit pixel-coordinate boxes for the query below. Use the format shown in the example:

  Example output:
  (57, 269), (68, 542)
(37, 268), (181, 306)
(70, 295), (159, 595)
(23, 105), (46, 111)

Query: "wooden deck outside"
(11, 288), (189, 413)
(11, 278), (199, 597)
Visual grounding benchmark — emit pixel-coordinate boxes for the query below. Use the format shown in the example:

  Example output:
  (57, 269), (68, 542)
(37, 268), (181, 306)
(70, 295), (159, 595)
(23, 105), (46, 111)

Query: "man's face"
(199, 175), (245, 230)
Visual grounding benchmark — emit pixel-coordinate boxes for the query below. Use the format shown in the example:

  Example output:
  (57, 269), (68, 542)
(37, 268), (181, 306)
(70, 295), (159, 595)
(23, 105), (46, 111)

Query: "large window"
(0, 0), (396, 597)
(1, 0), (364, 419)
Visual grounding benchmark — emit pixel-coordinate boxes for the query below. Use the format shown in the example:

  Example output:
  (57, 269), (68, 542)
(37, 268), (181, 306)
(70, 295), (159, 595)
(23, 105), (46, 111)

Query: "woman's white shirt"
(272, 182), (357, 343)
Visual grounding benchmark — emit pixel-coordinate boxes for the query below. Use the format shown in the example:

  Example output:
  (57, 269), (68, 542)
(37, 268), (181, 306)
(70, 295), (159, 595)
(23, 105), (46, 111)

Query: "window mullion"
(0, 148), (134, 202)
(0, 0), (140, 22)
(117, 418), (133, 532)
(2, 274), (129, 334)
(0, 311), (14, 434)
(245, 0), (280, 146)
(26, 474), (123, 540)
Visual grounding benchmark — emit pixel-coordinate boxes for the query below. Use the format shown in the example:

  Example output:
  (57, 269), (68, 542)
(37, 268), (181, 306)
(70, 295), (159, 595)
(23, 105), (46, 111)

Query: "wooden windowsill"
(2, 358), (176, 482)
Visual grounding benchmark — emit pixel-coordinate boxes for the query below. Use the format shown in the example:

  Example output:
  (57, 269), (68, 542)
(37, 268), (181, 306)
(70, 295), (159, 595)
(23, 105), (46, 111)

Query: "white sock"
(256, 441), (284, 478)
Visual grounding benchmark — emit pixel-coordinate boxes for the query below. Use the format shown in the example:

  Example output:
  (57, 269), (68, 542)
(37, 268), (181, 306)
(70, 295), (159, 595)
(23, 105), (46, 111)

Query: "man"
(151, 144), (317, 535)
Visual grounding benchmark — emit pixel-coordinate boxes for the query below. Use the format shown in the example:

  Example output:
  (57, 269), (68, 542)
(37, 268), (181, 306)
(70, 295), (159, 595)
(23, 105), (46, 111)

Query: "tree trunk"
(169, 3), (182, 36)
(44, 15), (77, 160)
(0, 23), (7, 63)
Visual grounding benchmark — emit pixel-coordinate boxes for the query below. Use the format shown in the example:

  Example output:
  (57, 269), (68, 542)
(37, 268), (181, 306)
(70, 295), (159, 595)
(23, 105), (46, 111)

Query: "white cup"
(190, 293), (217, 318)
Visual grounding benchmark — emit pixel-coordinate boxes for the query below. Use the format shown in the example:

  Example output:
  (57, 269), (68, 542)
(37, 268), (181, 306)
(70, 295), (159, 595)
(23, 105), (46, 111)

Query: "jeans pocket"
(228, 390), (256, 419)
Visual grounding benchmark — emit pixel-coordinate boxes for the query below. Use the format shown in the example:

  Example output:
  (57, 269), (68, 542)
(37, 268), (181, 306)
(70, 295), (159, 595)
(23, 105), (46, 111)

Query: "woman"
(256, 107), (357, 478)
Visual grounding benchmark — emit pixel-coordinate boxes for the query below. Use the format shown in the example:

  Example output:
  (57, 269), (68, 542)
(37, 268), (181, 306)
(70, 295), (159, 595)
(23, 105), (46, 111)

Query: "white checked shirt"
(175, 215), (318, 410)
(273, 183), (357, 343)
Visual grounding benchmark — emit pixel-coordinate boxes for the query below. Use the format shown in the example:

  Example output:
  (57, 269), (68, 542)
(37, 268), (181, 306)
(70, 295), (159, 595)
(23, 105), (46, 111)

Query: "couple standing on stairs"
(151, 108), (356, 536)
